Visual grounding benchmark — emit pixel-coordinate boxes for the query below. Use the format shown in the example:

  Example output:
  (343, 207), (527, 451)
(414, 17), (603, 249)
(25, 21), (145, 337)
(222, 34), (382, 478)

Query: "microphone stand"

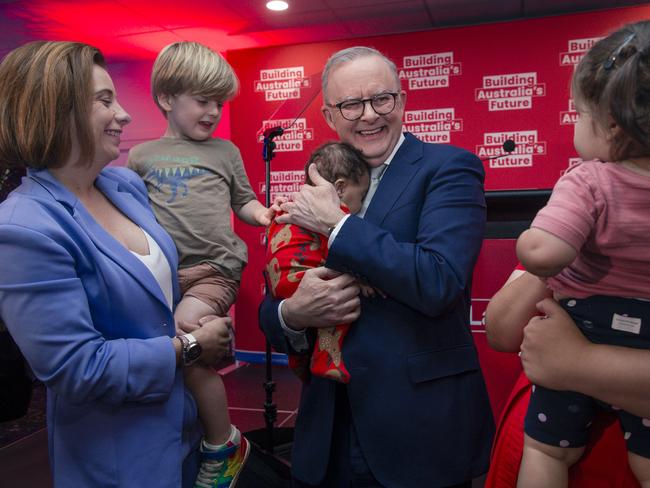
(261, 126), (284, 454)
(481, 139), (516, 162)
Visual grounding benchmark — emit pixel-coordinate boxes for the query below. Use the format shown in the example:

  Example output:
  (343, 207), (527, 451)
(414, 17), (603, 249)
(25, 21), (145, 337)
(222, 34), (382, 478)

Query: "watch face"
(186, 342), (202, 363)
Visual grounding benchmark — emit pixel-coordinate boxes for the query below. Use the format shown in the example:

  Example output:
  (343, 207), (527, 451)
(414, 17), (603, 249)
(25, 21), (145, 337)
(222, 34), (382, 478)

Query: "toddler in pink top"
(516, 20), (650, 488)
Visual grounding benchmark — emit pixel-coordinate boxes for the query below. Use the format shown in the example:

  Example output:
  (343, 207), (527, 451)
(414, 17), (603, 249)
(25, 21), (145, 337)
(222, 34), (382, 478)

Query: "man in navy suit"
(260, 46), (494, 488)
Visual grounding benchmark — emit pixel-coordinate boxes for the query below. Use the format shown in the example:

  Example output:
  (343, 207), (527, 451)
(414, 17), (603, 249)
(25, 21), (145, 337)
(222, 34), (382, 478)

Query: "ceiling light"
(266, 1), (288, 11)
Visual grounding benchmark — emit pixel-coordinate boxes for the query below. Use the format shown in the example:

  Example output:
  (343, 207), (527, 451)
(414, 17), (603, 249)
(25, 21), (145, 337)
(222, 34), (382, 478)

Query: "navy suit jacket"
(260, 133), (494, 487)
(0, 167), (201, 487)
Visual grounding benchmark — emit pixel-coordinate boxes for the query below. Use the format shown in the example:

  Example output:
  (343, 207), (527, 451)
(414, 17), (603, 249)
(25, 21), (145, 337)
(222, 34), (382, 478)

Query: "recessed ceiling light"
(266, 1), (288, 11)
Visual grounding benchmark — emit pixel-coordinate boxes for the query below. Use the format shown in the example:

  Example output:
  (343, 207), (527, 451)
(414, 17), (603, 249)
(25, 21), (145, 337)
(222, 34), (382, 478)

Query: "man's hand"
(358, 282), (386, 298)
(276, 164), (346, 235)
(191, 315), (233, 366)
(520, 298), (591, 391)
(282, 267), (361, 330)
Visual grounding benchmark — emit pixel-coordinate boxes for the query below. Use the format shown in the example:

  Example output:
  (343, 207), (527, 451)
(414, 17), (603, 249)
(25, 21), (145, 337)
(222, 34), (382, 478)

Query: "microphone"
(481, 139), (516, 161)
(263, 126), (284, 139)
(262, 126), (284, 162)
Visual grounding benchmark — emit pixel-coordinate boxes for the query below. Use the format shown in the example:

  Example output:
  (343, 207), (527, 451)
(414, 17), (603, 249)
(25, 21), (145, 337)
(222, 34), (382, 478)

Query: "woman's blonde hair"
(0, 41), (104, 169)
(151, 42), (239, 116)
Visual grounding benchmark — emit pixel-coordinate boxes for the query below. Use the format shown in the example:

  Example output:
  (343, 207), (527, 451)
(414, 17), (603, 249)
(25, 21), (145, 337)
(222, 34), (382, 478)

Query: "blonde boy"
(128, 42), (270, 488)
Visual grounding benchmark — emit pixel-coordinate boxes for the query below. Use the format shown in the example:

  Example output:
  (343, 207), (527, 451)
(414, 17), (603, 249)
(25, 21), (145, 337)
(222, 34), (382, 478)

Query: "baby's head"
(306, 142), (369, 214)
(151, 42), (239, 141)
(572, 20), (650, 162)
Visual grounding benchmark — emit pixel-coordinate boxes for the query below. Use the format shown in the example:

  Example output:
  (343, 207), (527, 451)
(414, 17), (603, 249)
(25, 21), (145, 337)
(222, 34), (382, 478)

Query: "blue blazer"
(0, 168), (201, 487)
(260, 133), (494, 487)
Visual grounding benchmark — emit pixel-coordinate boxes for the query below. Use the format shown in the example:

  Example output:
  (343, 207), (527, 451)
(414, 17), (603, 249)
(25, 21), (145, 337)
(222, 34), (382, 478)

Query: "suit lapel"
(363, 133), (423, 225)
(29, 169), (175, 310)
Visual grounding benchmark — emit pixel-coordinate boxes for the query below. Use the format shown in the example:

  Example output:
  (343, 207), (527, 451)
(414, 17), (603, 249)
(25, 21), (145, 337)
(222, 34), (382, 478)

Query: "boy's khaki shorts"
(177, 263), (239, 316)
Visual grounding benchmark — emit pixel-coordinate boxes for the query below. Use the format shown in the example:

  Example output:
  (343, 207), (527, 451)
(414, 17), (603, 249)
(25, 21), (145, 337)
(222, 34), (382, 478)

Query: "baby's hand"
(358, 282), (386, 299)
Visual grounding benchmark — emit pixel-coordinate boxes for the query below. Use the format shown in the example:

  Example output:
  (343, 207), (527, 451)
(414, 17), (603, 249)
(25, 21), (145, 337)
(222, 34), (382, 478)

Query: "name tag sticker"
(611, 313), (642, 335)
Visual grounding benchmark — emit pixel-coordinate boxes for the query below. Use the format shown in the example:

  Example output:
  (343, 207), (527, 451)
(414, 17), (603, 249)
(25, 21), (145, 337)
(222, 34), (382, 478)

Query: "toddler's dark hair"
(573, 20), (650, 160)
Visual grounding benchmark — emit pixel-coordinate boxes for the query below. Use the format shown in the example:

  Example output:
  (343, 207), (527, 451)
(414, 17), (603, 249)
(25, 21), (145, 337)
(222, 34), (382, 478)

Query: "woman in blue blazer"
(0, 41), (232, 487)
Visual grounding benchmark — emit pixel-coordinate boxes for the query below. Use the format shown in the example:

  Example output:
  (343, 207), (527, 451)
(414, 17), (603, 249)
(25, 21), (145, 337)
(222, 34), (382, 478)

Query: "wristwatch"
(178, 333), (202, 366)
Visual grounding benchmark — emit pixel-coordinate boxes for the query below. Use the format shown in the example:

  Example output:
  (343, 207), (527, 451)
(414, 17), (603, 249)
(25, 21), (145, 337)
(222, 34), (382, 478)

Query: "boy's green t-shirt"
(127, 137), (256, 280)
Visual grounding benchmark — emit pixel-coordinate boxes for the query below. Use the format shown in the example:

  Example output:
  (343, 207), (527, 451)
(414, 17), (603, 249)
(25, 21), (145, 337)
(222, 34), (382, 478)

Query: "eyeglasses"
(327, 92), (399, 121)
(603, 32), (636, 70)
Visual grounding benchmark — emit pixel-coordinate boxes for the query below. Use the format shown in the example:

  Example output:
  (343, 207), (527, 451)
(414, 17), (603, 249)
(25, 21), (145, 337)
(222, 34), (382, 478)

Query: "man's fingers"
(307, 163), (330, 186)
(325, 270), (360, 288)
(276, 200), (298, 224)
(340, 310), (361, 324)
(339, 297), (361, 322)
(309, 266), (342, 280)
(278, 200), (296, 212)
(338, 279), (361, 299)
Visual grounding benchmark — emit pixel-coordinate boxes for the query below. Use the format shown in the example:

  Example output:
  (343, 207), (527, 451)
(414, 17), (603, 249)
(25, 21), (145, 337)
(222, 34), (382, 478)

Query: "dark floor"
(0, 361), (301, 487)
(0, 362), (485, 487)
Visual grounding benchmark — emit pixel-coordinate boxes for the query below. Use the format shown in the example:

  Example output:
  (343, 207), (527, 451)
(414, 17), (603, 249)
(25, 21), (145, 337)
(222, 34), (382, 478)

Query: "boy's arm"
(485, 268), (552, 352)
(516, 227), (577, 277)
(235, 199), (273, 226)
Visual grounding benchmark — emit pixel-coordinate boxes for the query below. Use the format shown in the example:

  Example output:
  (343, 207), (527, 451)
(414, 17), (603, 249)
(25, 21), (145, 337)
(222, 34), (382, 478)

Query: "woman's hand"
(520, 298), (590, 391)
(191, 315), (233, 366)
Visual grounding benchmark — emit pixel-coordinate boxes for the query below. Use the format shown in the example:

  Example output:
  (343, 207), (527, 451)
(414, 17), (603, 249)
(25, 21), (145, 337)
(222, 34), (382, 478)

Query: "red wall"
(74, 5), (649, 418)
(225, 5), (650, 417)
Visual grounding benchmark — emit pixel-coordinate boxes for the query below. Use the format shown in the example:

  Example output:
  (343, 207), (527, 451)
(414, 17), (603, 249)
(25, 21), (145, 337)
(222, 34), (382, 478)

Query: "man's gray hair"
(321, 46), (400, 101)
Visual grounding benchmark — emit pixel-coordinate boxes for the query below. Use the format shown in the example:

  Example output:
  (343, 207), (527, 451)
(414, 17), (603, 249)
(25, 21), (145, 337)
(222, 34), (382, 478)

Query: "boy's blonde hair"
(151, 41), (239, 116)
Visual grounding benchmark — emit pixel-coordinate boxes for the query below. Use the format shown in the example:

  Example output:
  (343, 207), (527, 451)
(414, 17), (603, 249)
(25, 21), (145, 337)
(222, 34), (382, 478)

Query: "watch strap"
(178, 333), (199, 365)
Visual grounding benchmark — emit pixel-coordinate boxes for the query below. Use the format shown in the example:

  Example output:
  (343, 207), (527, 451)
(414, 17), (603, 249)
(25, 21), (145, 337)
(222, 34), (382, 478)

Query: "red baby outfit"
(266, 213), (351, 383)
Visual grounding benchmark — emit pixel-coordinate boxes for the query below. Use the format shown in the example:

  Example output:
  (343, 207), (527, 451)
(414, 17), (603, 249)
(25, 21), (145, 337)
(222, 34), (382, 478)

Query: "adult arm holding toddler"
(514, 168), (650, 420)
(0, 41), (231, 488)
(484, 268), (647, 488)
(512, 23), (650, 487)
(522, 299), (650, 419)
(486, 266), (650, 418)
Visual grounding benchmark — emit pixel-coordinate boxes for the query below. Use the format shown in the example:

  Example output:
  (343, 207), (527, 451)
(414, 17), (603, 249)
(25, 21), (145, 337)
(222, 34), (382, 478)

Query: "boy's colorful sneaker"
(194, 436), (250, 488)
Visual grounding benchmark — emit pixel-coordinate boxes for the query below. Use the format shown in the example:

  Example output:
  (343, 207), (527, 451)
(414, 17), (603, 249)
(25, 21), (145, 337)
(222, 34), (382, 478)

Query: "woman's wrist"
(172, 336), (183, 367)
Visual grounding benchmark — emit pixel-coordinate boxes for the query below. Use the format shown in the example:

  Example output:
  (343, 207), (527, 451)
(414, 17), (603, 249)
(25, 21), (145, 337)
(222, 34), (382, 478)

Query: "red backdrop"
(227, 5), (650, 417)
